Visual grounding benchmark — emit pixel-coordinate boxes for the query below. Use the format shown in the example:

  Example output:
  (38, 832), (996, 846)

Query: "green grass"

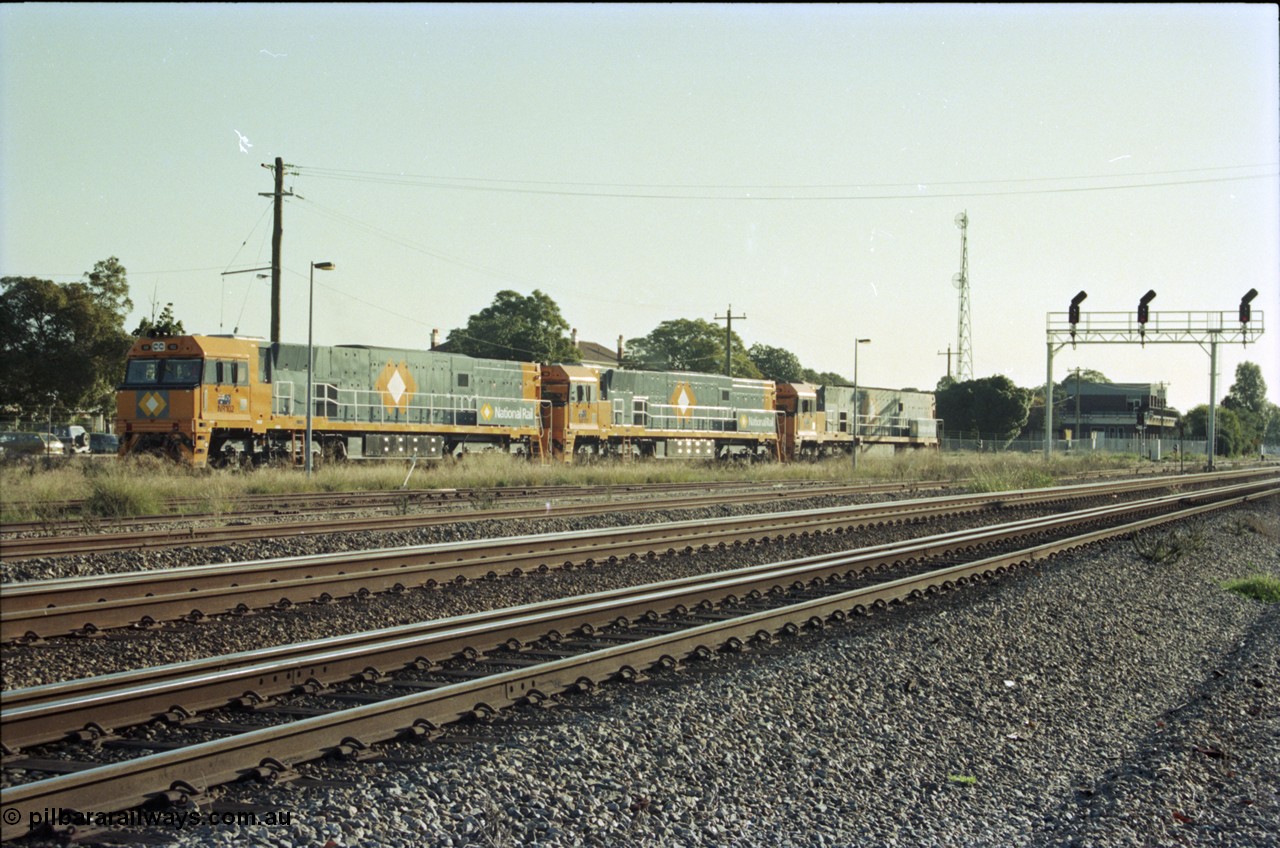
(947, 774), (977, 786)
(0, 450), (1142, 522)
(1223, 574), (1280, 604)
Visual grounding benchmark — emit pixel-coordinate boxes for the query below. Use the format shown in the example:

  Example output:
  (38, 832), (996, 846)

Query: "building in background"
(1058, 381), (1178, 441)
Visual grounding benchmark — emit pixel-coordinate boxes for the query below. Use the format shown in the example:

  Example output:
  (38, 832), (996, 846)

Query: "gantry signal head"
(1137, 290), (1156, 325)
(1240, 288), (1258, 323)
(1069, 291), (1087, 326)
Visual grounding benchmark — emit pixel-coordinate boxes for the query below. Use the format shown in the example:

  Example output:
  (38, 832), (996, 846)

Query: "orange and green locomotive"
(117, 335), (937, 467)
(117, 335), (542, 467)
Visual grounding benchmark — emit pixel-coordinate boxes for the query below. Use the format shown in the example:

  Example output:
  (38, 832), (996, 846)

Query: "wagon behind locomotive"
(776, 382), (939, 459)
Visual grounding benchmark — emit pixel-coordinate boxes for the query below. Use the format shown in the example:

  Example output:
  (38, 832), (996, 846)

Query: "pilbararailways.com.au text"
(22, 807), (291, 830)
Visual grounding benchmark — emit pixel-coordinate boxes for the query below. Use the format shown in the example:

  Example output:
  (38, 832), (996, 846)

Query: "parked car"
(89, 432), (120, 455)
(53, 425), (90, 454)
(0, 431), (65, 457)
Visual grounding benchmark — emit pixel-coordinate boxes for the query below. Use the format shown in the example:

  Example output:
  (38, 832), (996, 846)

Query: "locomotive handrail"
(269, 382), (539, 429)
(855, 413), (940, 439)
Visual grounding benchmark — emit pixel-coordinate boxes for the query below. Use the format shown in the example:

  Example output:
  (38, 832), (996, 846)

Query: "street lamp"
(306, 261), (335, 477)
(852, 338), (871, 472)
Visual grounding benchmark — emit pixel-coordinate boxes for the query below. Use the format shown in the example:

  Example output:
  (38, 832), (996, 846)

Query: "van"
(89, 432), (120, 455)
(53, 425), (89, 454)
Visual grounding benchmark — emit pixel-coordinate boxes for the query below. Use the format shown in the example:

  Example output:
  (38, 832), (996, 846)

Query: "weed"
(469, 491), (499, 512)
(1233, 512), (1278, 541)
(84, 475), (162, 518)
(1132, 527), (1205, 565)
(1222, 574), (1280, 604)
(947, 774), (977, 786)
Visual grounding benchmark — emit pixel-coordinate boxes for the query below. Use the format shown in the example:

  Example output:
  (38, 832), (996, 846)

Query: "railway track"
(0, 480), (941, 561)
(0, 479), (864, 535)
(2, 464), (1190, 539)
(2, 477), (1274, 842)
(4, 469), (1271, 642)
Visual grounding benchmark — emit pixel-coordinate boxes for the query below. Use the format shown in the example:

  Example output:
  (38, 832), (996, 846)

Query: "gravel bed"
(0, 492), (908, 584)
(1, 497), (1000, 689)
(9, 500), (1278, 848)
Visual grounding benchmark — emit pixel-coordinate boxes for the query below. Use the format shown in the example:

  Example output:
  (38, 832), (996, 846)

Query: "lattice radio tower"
(951, 211), (974, 382)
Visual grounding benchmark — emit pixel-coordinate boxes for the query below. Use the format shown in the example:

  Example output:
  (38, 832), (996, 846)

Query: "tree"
(1222, 362), (1267, 416)
(445, 290), (579, 363)
(0, 257), (134, 417)
(624, 318), (762, 378)
(748, 343), (804, 382)
(804, 368), (852, 386)
(1219, 363), (1273, 452)
(83, 256), (132, 318)
(132, 303), (186, 338)
(936, 375), (1031, 442)
(1184, 404), (1249, 457)
(1055, 368), (1110, 401)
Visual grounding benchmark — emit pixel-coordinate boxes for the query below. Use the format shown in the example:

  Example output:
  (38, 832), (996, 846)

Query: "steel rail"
(4, 479), (1274, 754)
(1, 479), (878, 536)
(0, 463), (1183, 526)
(2, 468), (1251, 559)
(3, 469), (1274, 642)
(6, 477), (842, 514)
(2, 484), (1273, 842)
(0, 482), (933, 560)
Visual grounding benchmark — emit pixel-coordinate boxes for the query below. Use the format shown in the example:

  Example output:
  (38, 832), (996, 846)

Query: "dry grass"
(0, 450), (1141, 522)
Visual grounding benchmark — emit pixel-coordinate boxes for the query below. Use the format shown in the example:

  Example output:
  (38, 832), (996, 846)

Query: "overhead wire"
(292, 163), (1278, 200)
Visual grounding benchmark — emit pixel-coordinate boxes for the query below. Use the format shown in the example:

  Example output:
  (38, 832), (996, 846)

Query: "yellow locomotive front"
(116, 335), (265, 465)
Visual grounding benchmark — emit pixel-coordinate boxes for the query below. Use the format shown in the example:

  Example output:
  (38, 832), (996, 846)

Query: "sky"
(2, 3), (1277, 416)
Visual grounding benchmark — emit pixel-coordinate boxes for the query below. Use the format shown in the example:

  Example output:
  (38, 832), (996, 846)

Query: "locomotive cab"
(540, 364), (609, 461)
(117, 335), (266, 465)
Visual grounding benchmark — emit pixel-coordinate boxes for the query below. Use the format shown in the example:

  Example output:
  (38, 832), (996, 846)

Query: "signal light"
(1240, 288), (1258, 324)
(1137, 290), (1157, 325)
(1068, 291), (1087, 326)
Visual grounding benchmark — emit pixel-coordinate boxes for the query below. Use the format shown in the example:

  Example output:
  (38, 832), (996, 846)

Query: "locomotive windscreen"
(122, 358), (202, 386)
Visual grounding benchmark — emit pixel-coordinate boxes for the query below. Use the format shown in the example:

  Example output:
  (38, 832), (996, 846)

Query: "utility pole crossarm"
(258, 157), (296, 345)
(714, 304), (747, 377)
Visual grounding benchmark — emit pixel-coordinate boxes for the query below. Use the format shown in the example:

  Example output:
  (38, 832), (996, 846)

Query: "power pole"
(1072, 367), (1082, 441)
(936, 346), (952, 381)
(715, 304), (746, 377)
(259, 157), (295, 344)
(952, 212), (974, 382)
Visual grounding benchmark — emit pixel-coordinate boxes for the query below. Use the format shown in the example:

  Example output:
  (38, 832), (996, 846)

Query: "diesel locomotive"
(116, 335), (939, 467)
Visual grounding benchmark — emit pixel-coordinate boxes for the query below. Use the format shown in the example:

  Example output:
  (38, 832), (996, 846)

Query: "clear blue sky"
(3, 3), (1277, 415)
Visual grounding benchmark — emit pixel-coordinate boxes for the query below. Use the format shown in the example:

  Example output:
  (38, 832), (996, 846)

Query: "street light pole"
(852, 338), (870, 472)
(306, 261), (335, 477)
